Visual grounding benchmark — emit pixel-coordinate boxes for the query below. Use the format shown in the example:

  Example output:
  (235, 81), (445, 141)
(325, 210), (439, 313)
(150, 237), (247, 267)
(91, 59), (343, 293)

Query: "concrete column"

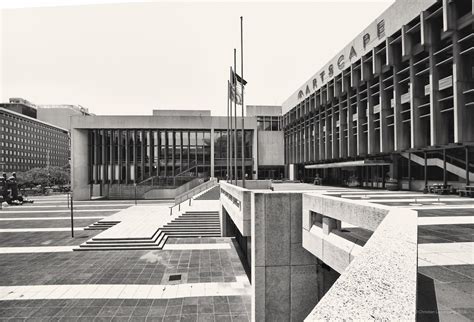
(442, 0), (455, 32)
(379, 76), (389, 153)
(356, 88), (366, 155)
(410, 55), (424, 149)
(252, 129), (258, 179)
(393, 65), (404, 151)
(339, 92), (347, 158)
(72, 129), (90, 200)
(322, 216), (338, 235)
(428, 31), (445, 146)
(332, 103), (338, 159)
(347, 89), (355, 157)
(251, 192), (318, 321)
(319, 110), (324, 160)
(367, 83), (375, 154)
(210, 128), (215, 177)
(325, 109), (330, 159)
(452, 30), (466, 143)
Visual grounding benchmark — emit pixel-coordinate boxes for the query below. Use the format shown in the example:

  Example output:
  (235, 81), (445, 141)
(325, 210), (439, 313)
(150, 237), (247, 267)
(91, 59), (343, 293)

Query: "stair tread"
(74, 246), (163, 251)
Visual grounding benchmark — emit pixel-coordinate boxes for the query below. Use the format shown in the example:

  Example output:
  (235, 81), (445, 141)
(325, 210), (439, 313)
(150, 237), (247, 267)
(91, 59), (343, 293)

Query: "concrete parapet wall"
(233, 180), (272, 190)
(306, 208), (418, 321)
(302, 226), (362, 274)
(301, 190), (418, 321)
(302, 192), (391, 231)
(220, 182), (251, 236)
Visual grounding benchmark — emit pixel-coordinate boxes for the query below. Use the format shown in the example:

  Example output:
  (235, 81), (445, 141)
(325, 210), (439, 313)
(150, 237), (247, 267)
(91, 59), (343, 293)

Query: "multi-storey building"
(70, 106), (284, 200)
(0, 99), (70, 173)
(282, 0), (474, 190)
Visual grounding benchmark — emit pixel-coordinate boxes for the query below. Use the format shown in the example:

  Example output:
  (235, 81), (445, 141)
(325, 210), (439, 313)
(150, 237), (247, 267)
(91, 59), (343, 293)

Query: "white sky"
(0, 0), (394, 116)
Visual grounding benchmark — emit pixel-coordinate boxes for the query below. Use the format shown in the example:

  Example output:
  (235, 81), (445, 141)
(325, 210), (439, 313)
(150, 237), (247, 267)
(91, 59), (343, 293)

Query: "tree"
(15, 165), (70, 188)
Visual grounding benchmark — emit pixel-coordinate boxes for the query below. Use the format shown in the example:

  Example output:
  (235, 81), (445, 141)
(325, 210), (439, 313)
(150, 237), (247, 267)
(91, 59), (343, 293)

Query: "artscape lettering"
(298, 20), (385, 100)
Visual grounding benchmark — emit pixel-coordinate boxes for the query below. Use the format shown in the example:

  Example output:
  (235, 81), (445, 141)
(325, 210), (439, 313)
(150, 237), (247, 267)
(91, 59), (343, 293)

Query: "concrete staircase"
(161, 210), (221, 238)
(84, 220), (120, 231)
(75, 228), (168, 251)
(74, 184), (222, 251)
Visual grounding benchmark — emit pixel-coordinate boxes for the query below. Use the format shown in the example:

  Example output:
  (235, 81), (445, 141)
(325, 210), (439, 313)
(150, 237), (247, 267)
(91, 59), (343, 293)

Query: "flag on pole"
(229, 67), (246, 105)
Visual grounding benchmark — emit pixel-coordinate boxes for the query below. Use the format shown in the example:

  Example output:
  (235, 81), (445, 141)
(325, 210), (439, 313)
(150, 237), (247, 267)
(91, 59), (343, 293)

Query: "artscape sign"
(297, 19), (386, 101)
(282, 0), (439, 114)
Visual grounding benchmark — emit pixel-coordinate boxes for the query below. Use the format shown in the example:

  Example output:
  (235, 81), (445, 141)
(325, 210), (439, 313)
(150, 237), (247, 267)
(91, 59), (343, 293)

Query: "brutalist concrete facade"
(282, 0), (474, 189)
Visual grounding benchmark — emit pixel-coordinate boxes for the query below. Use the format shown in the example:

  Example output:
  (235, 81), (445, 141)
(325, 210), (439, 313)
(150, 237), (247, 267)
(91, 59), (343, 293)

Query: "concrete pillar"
(429, 37), (445, 145)
(452, 30), (466, 143)
(367, 83), (375, 154)
(332, 102), (339, 159)
(393, 66), (404, 151)
(356, 88), (366, 155)
(251, 193), (318, 321)
(322, 216), (338, 235)
(252, 129), (258, 179)
(319, 110), (324, 160)
(71, 129), (90, 200)
(210, 128), (215, 177)
(347, 89), (355, 157)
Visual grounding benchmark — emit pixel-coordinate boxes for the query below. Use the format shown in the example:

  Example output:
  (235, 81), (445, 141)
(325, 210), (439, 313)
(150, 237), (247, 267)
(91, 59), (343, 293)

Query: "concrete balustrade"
(219, 181), (252, 236)
(306, 208), (418, 321)
(302, 191), (418, 321)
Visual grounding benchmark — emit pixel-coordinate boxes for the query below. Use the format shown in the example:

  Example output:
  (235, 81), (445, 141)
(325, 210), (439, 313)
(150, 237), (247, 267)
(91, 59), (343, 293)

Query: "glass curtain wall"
(89, 129), (249, 185)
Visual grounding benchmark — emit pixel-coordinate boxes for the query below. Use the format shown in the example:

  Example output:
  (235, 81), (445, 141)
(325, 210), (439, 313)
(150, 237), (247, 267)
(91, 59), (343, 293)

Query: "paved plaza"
(0, 195), (251, 321)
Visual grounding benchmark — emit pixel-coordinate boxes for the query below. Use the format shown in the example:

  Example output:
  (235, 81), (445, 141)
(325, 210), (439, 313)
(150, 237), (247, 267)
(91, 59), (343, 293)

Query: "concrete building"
(282, 0), (474, 191)
(0, 99), (70, 173)
(37, 104), (91, 131)
(70, 106), (284, 200)
(218, 1), (474, 320)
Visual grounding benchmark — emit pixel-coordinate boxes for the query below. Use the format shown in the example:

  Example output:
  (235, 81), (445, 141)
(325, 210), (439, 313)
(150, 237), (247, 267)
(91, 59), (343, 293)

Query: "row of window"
(257, 116), (282, 131)
(88, 129), (253, 184)
(1, 125), (67, 139)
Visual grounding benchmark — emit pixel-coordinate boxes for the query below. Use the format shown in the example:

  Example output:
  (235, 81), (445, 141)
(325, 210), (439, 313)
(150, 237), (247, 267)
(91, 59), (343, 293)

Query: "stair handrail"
(169, 178), (218, 215)
(175, 160), (198, 177)
(404, 151), (474, 171)
(137, 160), (199, 187)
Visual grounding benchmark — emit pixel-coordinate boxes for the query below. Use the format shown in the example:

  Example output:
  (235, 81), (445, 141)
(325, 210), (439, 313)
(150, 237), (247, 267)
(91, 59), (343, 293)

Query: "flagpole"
(240, 16), (245, 188)
(227, 80), (230, 183)
(233, 48), (238, 186)
(229, 68), (233, 183)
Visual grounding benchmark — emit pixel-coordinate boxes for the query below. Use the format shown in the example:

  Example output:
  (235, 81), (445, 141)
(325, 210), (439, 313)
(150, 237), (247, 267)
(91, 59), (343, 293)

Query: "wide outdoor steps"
(161, 210), (221, 238)
(74, 210), (220, 251)
(75, 228), (168, 251)
(84, 221), (120, 231)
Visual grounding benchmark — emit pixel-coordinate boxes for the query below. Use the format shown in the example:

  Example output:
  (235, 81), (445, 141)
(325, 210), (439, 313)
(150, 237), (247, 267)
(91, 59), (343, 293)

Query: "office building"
(0, 98), (70, 172)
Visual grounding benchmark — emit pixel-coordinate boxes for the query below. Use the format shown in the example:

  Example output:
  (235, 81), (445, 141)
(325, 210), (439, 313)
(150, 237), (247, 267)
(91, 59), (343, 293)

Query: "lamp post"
(134, 182), (137, 205)
(70, 191), (74, 238)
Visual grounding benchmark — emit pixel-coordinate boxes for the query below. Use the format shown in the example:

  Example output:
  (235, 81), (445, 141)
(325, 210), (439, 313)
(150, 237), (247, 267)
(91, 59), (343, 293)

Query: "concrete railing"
(173, 177), (218, 207)
(220, 181), (252, 236)
(302, 192), (418, 321)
